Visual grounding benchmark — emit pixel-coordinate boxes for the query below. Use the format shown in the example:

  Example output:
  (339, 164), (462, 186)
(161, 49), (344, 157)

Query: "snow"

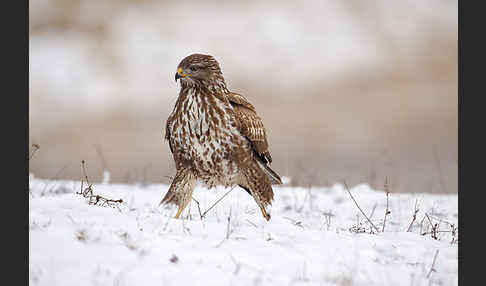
(29, 173), (457, 286)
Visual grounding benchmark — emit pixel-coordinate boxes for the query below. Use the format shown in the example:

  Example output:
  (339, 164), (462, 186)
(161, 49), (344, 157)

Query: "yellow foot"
(174, 207), (184, 219)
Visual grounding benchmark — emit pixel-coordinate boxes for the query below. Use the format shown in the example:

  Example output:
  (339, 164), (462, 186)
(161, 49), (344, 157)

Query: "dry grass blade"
(382, 176), (391, 232)
(191, 197), (203, 220)
(226, 208), (232, 239)
(450, 223), (457, 244)
(29, 144), (40, 161)
(406, 199), (420, 232)
(344, 181), (380, 233)
(201, 187), (235, 218)
(423, 213), (439, 240)
(426, 250), (440, 278)
(368, 203), (378, 220)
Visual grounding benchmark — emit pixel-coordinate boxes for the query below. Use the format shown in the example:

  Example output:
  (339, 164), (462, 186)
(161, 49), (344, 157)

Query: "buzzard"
(160, 54), (282, 221)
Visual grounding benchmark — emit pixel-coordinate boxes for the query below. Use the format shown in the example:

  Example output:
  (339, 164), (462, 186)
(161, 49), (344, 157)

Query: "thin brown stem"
(424, 213), (439, 240)
(344, 181), (380, 233)
(368, 203), (378, 220)
(226, 208), (232, 239)
(192, 197), (203, 220)
(382, 176), (391, 232)
(426, 250), (440, 279)
(406, 199), (420, 232)
(29, 144), (40, 161)
(201, 187), (234, 218)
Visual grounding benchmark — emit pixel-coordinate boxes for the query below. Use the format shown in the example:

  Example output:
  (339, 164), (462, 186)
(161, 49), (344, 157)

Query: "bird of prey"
(160, 54), (282, 221)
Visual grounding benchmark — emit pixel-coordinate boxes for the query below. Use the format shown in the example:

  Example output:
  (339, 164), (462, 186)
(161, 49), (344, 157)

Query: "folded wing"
(227, 92), (273, 164)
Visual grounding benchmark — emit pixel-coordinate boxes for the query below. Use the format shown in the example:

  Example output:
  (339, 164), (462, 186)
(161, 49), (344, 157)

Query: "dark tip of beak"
(175, 72), (181, 82)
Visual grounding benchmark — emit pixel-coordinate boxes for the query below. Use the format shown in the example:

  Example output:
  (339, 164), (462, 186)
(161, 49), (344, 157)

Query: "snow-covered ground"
(29, 173), (457, 286)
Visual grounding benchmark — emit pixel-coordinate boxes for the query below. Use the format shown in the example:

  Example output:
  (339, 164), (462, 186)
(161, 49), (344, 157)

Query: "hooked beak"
(175, 72), (182, 82)
(175, 67), (191, 82)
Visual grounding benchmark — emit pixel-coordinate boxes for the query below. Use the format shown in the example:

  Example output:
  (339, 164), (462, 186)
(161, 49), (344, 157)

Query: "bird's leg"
(174, 195), (192, 219)
(160, 168), (196, 219)
(174, 176), (195, 219)
(175, 206), (184, 219)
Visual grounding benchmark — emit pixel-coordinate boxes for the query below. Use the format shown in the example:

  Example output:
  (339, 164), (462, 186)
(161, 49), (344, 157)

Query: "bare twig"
(426, 214), (454, 226)
(29, 144), (40, 161)
(201, 187), (234, 218)
(283, 217), (305, 229)
(419, 215), (427, 234)
(192, 197), (203, 220)
(450, 224), (457, 244)
(426, 250), (440, 278)
(344, 181), (380, 233)
(368, 203), (378, 220)
(406, 199), (420, 232)
(226, 208), (232, 239)
(82, 160), (90, 185)
(76, 160), (124, 209)
(246, 219), (257, 228)
(215, 208), (233, 248)
(421, 230), (455, 235)
(77, 160), (93, 197)
(321, 210), (334, 231)
(382, 177), (391, 232)
(423, 213), (439, 240)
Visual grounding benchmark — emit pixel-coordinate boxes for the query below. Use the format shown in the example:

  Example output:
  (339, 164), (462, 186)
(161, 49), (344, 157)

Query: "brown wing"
(227, 92), (273, 164)
(165, 113), (175, 154)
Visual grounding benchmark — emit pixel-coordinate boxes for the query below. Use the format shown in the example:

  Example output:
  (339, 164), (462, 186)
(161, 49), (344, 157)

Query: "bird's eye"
(189, 65), (201, 72)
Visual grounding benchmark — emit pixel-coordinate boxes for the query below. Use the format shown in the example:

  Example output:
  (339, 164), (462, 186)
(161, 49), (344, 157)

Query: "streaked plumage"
(160, 54), (281, 220)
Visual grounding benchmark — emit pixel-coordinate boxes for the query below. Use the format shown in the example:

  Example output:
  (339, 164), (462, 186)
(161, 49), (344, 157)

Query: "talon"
(259, 206), (271, 221)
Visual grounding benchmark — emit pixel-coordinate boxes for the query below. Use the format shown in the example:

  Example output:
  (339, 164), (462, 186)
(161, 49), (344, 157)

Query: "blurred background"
(29, 0), (457, 193)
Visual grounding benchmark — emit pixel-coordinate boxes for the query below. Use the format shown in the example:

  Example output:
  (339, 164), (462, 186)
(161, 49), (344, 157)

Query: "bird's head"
(175, 54), (226, 89)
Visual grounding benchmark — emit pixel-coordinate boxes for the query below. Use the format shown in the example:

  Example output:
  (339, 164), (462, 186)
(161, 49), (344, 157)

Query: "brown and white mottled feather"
(161, 54), (281, 221)
(227, 92), (272, 164)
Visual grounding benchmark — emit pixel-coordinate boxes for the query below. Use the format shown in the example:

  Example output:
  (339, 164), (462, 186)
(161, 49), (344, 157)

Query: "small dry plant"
(418, 213), (457, 244)
(29, 144), (40, 161)
(381, 177), (391, 232)
(76, 160), (124, 209)
(344, 180), (380, 234)
(345, 178), (457, 243)
(404, 200), (457, 244)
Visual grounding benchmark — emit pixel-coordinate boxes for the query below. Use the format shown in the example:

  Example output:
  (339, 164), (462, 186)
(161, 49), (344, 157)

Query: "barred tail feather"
(256, 159), (282, 185)
(242, 165), (275, 221)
